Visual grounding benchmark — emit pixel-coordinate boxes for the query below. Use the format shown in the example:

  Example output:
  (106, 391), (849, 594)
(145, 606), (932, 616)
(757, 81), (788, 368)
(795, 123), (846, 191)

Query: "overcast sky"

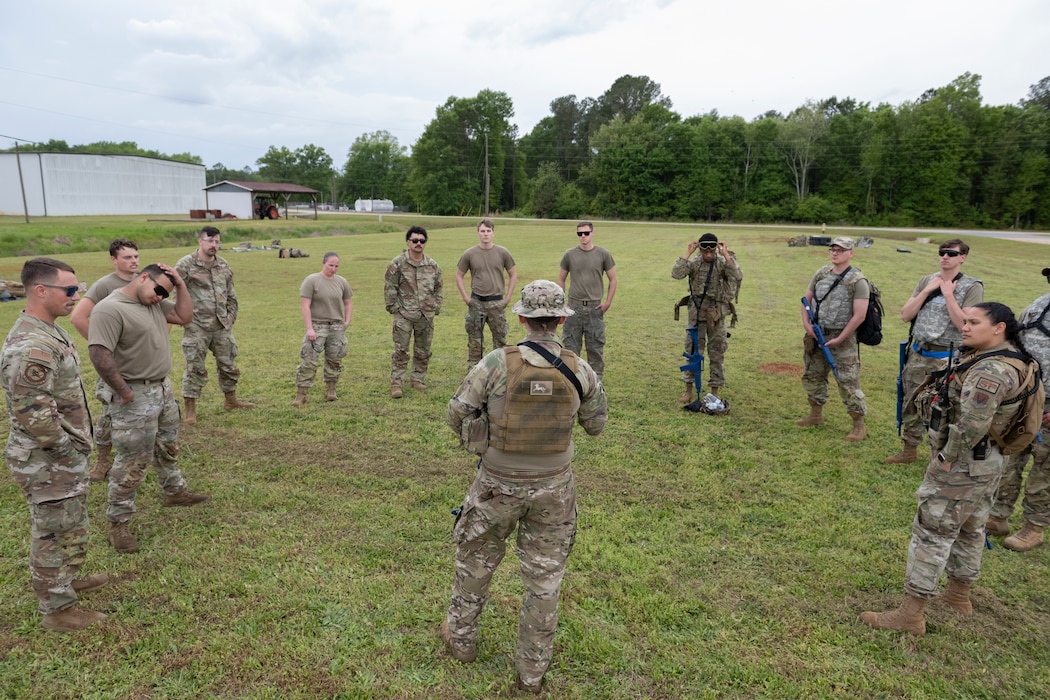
(3, 0), (1048, 171)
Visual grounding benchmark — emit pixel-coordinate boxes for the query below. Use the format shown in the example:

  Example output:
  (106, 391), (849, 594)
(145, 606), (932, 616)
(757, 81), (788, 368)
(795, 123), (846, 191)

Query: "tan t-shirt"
(300, 273), (353, 322)
(88, 292), (176, 382)
(456, 245), (515, 297)
(560, 246), (615, 303)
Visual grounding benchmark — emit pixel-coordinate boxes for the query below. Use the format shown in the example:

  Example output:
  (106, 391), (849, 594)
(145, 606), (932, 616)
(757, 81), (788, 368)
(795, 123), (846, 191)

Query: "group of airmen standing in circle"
(5, 219), (1050, 690)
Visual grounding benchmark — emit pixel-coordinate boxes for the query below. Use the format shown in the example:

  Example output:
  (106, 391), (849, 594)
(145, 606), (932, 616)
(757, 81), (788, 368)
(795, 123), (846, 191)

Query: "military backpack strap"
(690, 260), (717, 312)
(518, 341), (583, 402)
(814, 266), (851, 325)
(1020, 298), (1050, 338)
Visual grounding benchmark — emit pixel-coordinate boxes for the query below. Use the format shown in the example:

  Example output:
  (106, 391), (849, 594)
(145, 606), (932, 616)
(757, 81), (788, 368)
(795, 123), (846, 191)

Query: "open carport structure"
(203, 180), (320, 220)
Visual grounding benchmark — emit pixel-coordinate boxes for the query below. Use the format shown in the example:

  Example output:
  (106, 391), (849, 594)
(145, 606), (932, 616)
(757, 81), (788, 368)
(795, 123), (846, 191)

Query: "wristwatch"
(937, 452), (947, 464)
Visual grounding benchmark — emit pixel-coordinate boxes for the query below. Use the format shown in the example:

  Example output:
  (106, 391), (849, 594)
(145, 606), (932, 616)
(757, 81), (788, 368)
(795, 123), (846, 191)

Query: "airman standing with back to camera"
(3, 258), (109, 631)
(70, 238), (140, 483)
(176, 226), (254, 424)
(558, 221), (617, 383)
(886, 239), (982, 464)
(456, 219), (517, 371)
(671, 233), (742, 403)
(385, 226), (443, 398)
(797, 237), (870, 441)
(986, 271), (1050, 551)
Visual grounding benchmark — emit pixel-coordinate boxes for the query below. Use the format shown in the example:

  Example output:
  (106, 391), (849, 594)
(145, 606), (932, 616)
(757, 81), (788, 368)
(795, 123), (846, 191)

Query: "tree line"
(10, 72), (1050, 229)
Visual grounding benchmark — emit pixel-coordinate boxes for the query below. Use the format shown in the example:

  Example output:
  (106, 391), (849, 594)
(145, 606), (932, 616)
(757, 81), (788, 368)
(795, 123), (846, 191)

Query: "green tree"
(256, 146), (298, 182)
(343, 131), (410, 204)
(528, 162), (563, 218)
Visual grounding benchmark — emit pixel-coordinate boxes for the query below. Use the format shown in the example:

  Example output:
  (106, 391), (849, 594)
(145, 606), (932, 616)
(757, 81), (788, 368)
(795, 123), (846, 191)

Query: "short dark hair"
(523, 316), (561, 333)
(940, 238), (969, 255)
(199, 226), (221, 239)
(141, 264), (175, 289)
(21, 257), (75, 288)
(577, 221), (594, 231)
(323, 252), (340, 263)
(406, 225), (428, 242)
(700, 233), (718, 244)
(477, 218), (495, 231)
(109, 238), (138, 257)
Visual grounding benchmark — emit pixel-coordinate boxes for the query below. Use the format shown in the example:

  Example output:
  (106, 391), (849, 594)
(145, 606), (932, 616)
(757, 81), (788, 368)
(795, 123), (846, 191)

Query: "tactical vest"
(813, 266), (864, 329)
(912, 274), (980, 345)
(1019, 293), (1050, 397)
(488, 347), (580, 454)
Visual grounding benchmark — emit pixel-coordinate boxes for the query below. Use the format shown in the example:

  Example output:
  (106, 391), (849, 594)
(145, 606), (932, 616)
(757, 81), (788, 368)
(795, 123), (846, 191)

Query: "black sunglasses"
(938, 249), (962, 257)
(577, 230), (593, 237)
(152, 283), (170, 299)
(42, 284), (80, 297)
(409, 238), (426, 244)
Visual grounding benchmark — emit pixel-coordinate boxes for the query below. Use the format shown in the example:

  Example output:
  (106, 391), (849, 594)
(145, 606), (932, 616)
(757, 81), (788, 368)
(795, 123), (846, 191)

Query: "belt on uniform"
(912, 340), (952, 359)
(126, 378), (166, 387)
(483, 463), (571, 480)
(572, 300), (600, 307)
(313, 320), (343, 325)
(471, 293), (503, 302)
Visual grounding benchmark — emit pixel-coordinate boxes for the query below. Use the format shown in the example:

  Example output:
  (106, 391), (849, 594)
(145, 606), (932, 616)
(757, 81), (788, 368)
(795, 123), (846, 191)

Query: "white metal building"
(0, 152), (206, 216)
(203, 181), (320, 220)
(354, 199), (394, 213)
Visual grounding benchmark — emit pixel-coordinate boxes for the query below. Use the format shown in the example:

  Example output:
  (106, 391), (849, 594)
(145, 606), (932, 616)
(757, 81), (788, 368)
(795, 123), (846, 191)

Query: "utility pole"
(484, 132), (490, 216)
(15, 142), (29, 224)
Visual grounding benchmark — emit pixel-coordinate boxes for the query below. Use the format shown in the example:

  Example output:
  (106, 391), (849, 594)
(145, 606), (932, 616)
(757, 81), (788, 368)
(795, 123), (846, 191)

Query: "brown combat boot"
(860, 593), (927, 635)
(846, 412), (867, 442)
(72, 573), (110, 594)
(291, 387), (308, 407)
(89, 444), (112, 483)
(439, 619), (477, 663)
(985, 516), (1010, 537)
(182, 398), (197, 425)
(795, 399), (824, 427)
(679, 385), (694, 404)
(224, 391), (256, 410)
(516, 676), (543, 695)
(109, 521), (139, 554)
(325, 381), (338, 401)
(41, 605), (107, 632)
(884, 442), (919, 464)
(710, 386), (721, 397)
(1004, 522), (1044, 552)
(163, 489), (211, 508)
(391, 383), (403, 399)
(411, 380), (427, 391)
(935, 578), (972, 617)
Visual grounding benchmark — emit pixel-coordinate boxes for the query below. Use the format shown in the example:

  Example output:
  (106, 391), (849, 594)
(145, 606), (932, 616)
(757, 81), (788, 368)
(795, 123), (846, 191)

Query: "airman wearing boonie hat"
(797, 236), (871, 441)
(442, 279), (607, 694)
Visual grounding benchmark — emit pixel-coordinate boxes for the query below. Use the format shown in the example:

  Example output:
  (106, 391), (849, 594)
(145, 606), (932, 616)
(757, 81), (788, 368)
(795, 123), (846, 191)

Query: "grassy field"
(2, 214), (1050, 698)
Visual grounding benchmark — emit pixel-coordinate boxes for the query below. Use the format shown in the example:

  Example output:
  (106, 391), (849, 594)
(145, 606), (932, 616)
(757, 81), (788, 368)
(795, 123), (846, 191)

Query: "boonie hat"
(512, 280), (575, 318)
(831, 237), (855, 250)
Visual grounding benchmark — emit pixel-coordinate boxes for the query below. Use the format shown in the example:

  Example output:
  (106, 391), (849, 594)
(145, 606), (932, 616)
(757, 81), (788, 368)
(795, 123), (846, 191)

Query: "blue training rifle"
(680, 326), (705, 400)
(801, 297), (839, 380)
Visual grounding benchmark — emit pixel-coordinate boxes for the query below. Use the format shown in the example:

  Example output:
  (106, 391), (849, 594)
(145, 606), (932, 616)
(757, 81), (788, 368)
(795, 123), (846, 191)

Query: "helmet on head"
(512, 280), (575, 318)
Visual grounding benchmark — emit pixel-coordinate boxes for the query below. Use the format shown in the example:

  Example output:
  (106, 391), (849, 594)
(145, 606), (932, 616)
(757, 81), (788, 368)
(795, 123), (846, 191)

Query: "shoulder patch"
(976, 377), (1001, 394)
(23, 362), (49, 385)
(28, 348), (53, 363)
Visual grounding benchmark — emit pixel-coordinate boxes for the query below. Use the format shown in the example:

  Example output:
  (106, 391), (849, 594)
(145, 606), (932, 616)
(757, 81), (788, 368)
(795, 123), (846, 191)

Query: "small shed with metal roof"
(203, 180), (320, 220)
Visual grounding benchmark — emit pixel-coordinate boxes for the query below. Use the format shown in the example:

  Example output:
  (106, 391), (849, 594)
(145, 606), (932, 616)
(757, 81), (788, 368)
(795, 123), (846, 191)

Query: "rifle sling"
(690, 260), (717, 314)
(814, 266), (851, 326)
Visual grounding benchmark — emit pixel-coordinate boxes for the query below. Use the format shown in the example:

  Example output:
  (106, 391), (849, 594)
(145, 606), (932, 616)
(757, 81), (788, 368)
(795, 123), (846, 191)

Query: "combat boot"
(391, 383), (403, 399)
(884, 442), (919, 464)
(291, 387), (308, 407)
(516, 676), (543, 695)
(439, 619), (477, 663)
(1004, 522), (1044, 552)
(860, 593), (927, 636)
(411, 380), (427, 391)
(89, 444), (112, 483)
(72, 573), (110, 594)
(985, 516), (1010, 537)
(846, 412), (867, 442)
(224, 391), (256, 410)
(709, 386), (720, 397)
(41, 605), (107, 632)
(795, 399), (824, 427)
(679, 385), (694, 404)
(163, 489), (211, 508)
(935, 578), (972, 617)
(182, 398), (197, 425)
(325, 381), (338, 401)
(109, 521), (139, 554)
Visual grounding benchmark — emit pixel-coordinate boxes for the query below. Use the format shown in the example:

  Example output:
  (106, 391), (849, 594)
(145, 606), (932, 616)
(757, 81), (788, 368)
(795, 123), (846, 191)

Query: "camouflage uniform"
(458, 245), (516, 369)
(384, 251), (443, 387)
(904, 344), (1024, 598)
(991, 293), (1050, 527)
(296, 273), (352, 387)
(176, 249), (242, 398)
(802, 265), (870, 414)
(445, 330), (607, 687)
(899, 273), (983, 446)
(671, 253), (742, 389)
(2, 312), (93, 614)
(560, 246), (616, 380)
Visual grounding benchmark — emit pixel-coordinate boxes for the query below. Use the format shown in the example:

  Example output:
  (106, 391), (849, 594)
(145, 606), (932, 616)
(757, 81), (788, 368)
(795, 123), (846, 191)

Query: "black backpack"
(856, 278), (884, 346)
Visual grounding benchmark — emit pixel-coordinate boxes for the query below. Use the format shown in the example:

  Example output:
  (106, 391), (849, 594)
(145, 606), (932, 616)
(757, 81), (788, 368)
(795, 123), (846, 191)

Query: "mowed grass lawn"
(2, 215), (1050, 698)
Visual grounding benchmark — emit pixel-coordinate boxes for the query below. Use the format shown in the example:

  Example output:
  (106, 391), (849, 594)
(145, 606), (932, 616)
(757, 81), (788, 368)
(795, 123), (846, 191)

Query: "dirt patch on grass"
(759, 362), (803, 376)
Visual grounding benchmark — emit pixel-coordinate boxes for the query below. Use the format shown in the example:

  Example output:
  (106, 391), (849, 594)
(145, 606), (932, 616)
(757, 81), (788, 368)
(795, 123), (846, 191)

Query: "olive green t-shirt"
(560, 246), (615, 303)
(456, 245), (515, 297)
(300, 273), (353, 322)
(88, 292), (176, 382)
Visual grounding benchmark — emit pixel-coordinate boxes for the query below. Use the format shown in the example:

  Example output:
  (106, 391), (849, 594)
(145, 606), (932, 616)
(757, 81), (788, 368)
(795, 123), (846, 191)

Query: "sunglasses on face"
(938, 249), (962, 257)
(152, 283), (170, 299)
(42, 284), (80, 297)
(577, 230), (593, 237)
(699, 242), (717, 250)
(409, 238), (426, 244)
